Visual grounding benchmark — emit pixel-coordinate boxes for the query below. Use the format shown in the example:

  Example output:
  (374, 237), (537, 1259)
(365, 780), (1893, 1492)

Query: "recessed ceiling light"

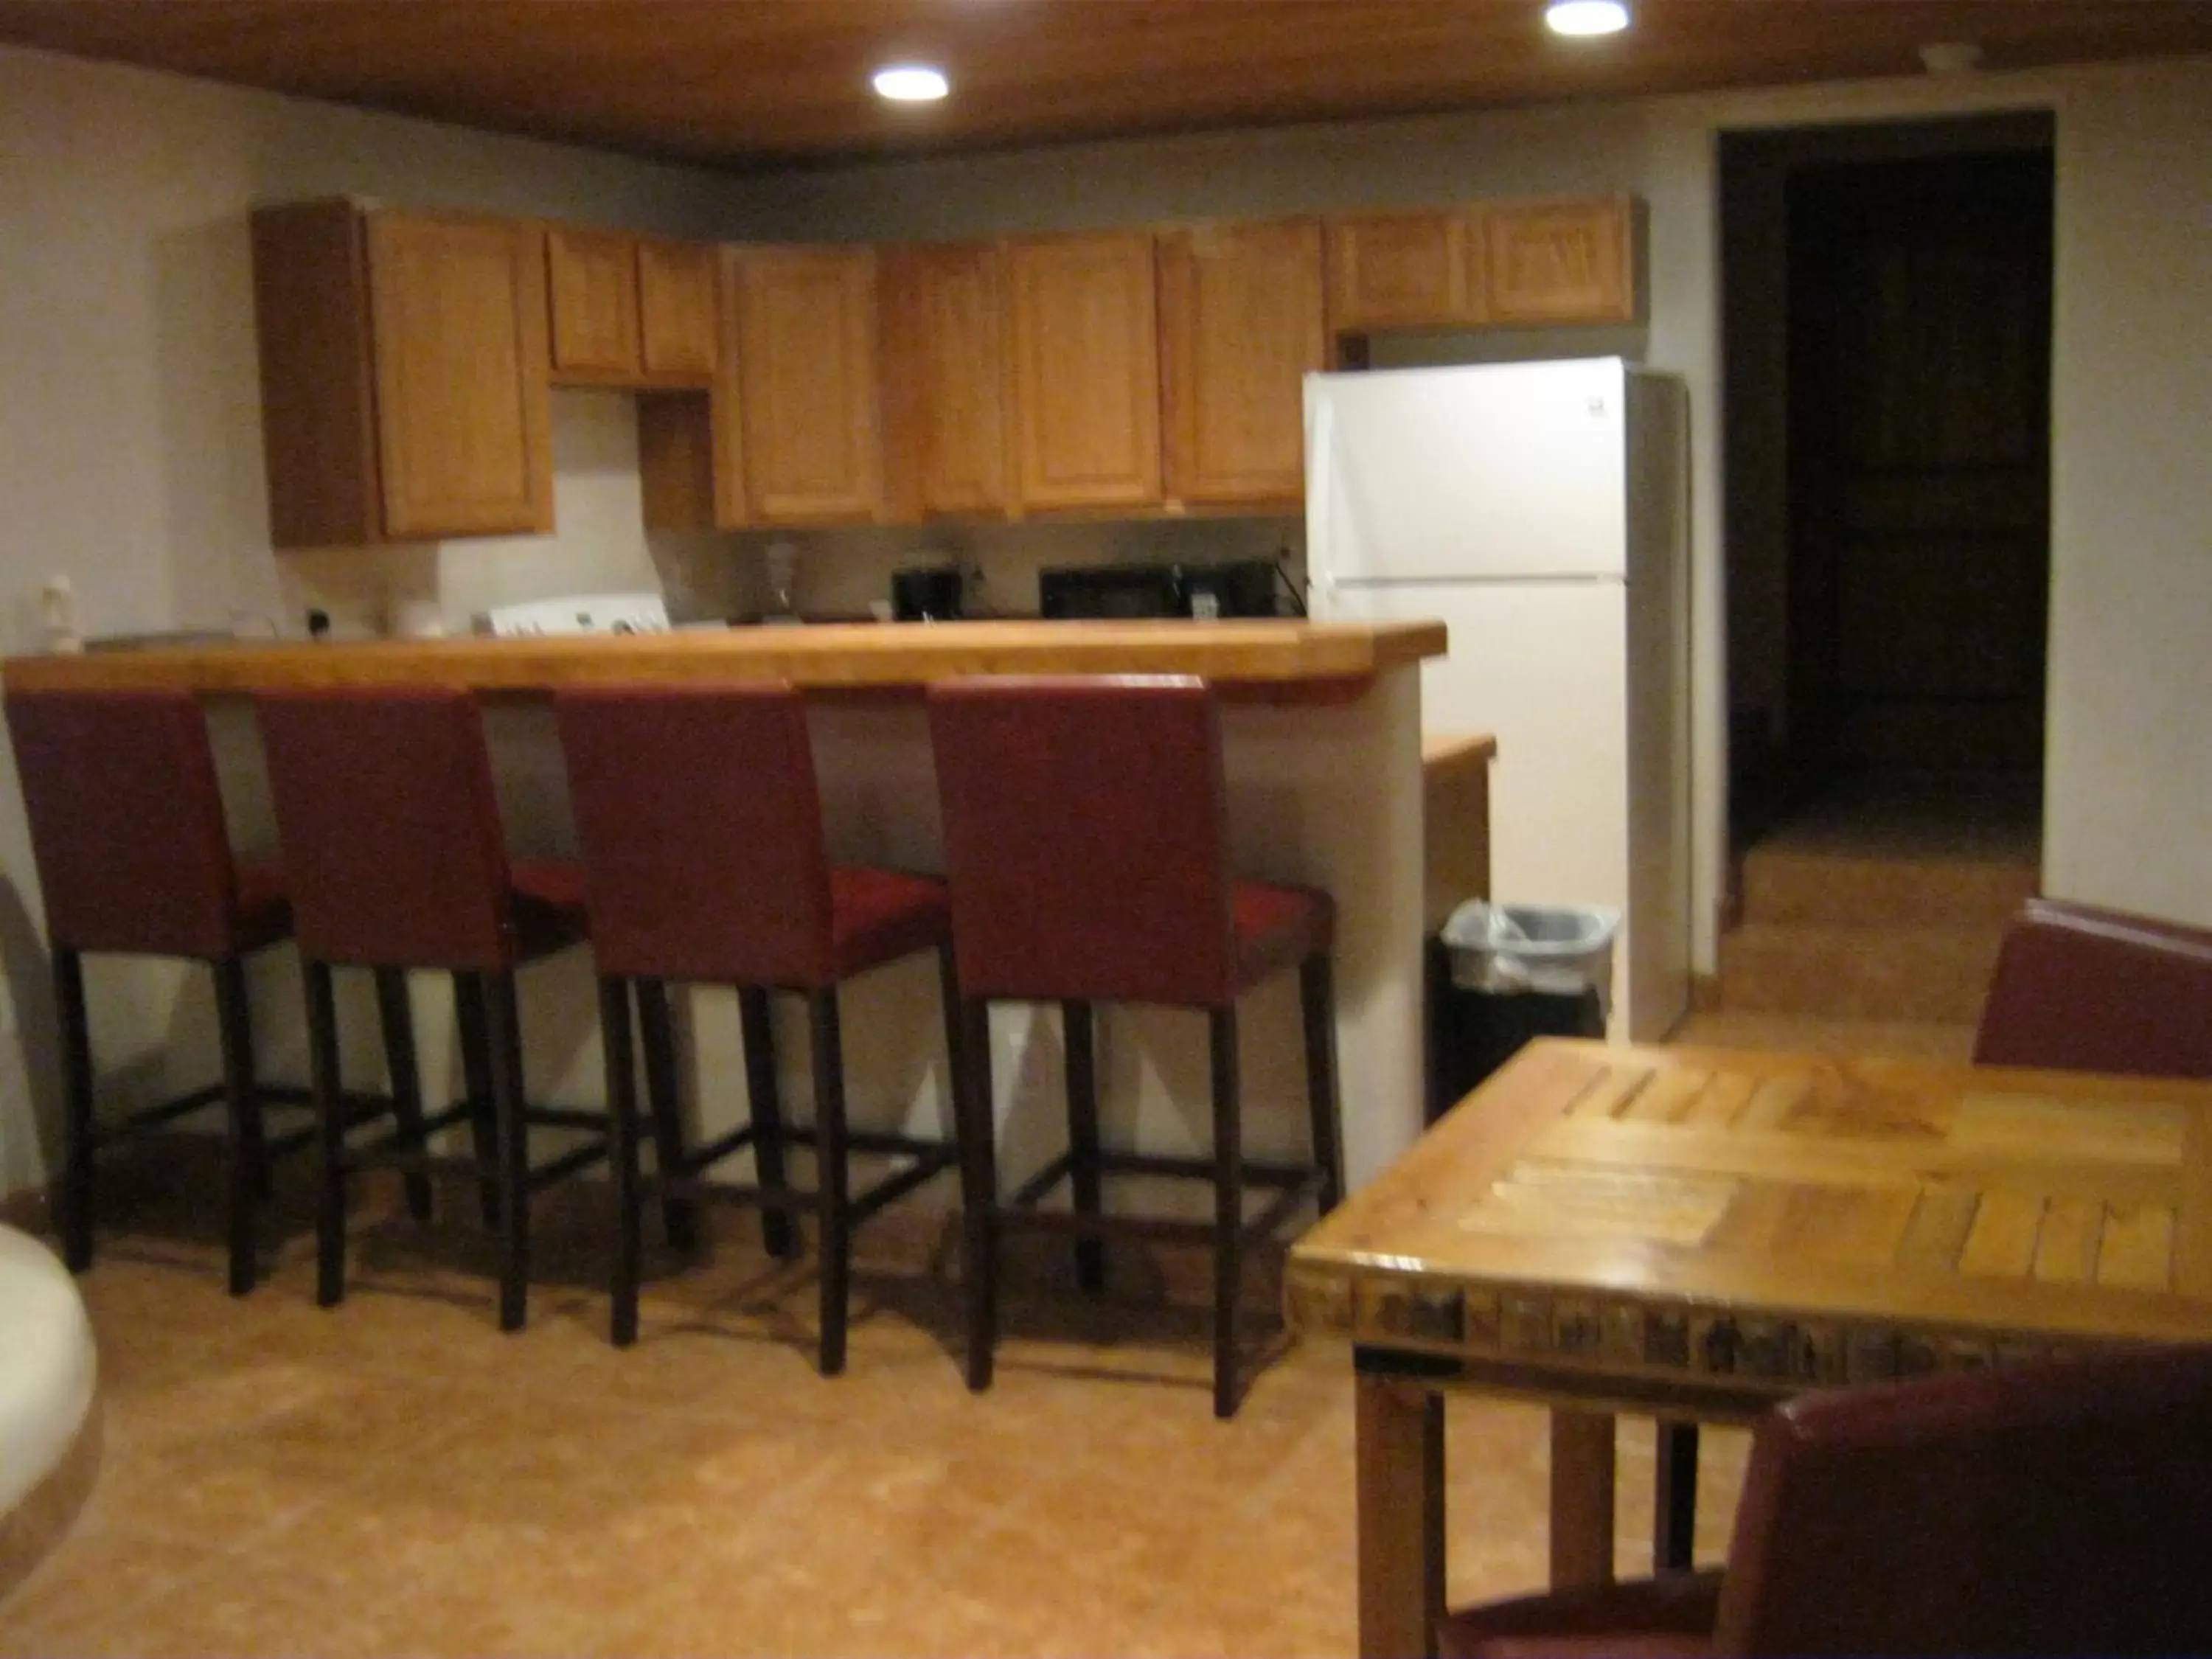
(872, 63), (950, 102)
(1545, 1), (1630, 37)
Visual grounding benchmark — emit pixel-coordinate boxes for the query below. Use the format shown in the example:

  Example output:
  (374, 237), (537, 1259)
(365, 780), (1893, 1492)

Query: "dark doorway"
(1722, 114), (2056, 846)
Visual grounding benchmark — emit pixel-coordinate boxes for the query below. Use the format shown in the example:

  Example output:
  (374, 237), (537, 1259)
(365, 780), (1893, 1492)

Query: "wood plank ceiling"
(2, 1), (2209, 170)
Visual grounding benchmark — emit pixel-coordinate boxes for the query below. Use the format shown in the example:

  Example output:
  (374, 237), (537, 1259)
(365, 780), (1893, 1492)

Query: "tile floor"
(7, 1009), (1980, 1657)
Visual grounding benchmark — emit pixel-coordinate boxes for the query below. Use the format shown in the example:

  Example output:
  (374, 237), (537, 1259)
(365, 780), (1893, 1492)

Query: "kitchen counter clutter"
(6, 619), (1466, 1206)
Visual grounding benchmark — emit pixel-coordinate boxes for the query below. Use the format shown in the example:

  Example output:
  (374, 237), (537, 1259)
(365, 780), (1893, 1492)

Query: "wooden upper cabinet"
(1008, 230), (1161, 511)
(251, 200), (551, 549)
(636, 238), (718, 378)
(548, 229), (718, 386)
(1472, 195), (1641, 326)
(1159, 218), (1326, 507)
(729, 245), (881, 524)
(546, 226), (641, 378)
(367, 212), (553, 540)
(880, 243), (1009, 520)
(1327, 209), (1477, 333)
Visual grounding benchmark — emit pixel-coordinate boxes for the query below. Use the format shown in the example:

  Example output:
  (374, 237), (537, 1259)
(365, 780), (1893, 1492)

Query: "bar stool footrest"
(996, 1208), (1216, 1246)
(524, 1137), (612, 1193)
(1010, 1150), (1321, 1206)
(650, 1140), (962, 1228)
(264, 1091), (420, 1158)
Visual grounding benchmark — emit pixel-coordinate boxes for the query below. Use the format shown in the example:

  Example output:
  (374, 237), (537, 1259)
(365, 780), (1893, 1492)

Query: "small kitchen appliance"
(890, 566), (966, 622)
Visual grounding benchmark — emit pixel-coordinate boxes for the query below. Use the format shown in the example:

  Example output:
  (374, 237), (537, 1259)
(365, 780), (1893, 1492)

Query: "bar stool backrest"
(554, 683), (835, 984)
(928, 675), (1236, 1005)
(258, 688), (516, 970)
(6, 688), (243, 959)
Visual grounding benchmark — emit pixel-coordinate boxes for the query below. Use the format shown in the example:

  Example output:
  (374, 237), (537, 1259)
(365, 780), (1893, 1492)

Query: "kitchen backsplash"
(270, 390), (1304, 637)
(757, 516), (1307, 621)
(272, 390), (748, 639)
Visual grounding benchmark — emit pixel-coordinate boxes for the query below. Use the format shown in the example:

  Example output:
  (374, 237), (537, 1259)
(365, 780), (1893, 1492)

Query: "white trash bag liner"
(1441, 901), (1621, 1014)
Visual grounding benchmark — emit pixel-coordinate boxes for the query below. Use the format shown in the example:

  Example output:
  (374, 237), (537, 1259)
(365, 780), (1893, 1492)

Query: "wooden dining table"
(1286, 1037), (2212, 1658)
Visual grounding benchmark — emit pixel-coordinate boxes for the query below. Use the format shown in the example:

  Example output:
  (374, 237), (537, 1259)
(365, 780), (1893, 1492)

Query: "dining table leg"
(1654, 1420), (1700, 1572)
(1548, 1409), (1618, 1588)
(1356, 1365), (1446, 1659)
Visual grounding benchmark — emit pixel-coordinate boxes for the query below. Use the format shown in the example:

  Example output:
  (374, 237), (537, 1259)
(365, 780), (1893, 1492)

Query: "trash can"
(1426, 902), (1621, 1121)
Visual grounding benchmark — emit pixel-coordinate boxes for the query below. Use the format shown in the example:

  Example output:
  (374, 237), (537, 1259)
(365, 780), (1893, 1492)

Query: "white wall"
(0, 46), (756, 1191)
(721, 50), (2212, 955)
(2042, 60), (2212, 925)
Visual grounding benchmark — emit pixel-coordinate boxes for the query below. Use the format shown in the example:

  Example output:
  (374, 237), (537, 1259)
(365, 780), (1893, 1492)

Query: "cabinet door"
(546, 226), (641, 378)
(1160, 218), (1325, 507)
(1008, 231), (1161, 510)
(1326, 211), (1476, 332)
(1474, 196), (1638, 325)
(880, 243), (1009, 519)
(732, 246), (881, 524)
(637, 238), (719, 379)
(366, 212), (552, 538)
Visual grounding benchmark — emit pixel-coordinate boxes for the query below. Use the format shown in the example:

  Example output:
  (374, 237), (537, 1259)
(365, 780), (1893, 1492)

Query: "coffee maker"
(890, 566), (965, 622)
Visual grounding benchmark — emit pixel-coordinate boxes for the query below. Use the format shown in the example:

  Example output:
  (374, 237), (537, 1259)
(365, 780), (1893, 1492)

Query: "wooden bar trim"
(0, 619), (1446, 696)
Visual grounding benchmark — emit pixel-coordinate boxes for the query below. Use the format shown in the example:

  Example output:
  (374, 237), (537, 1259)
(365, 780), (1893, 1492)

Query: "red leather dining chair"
(1656, 895), (2212, 1574)
(555, 683), (964, 1372)
(1974, 897), (2212, 1077)
(258, 687), (606, 1332)
(1439, 1345), (2212, 1658)
(928, 675), (1345, 1418)
(3, 688), (366, 1295)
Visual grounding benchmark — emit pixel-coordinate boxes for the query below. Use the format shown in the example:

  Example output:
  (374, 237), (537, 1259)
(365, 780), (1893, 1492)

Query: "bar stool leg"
(52, 947), (95, 1273)
(1299, 953), (1346, 1214)
(601, 976), (643, 1348)
(453, 972), (501, 1228)
(737, 984), (796, 1260)
(305, 959), (348, 1309)
(213, 955), (273, 1207)
(1209, 1004), (1245, 1420)
(636, 978), (700, 1254)
(956, 995), (998, 1393)
(1062, 999), (1107, 1295)
(211, 957), (262, 1296)
(808, 989), (850, 1377)
(373, 967), (436, 1221)
(483, 971), (531, 1333)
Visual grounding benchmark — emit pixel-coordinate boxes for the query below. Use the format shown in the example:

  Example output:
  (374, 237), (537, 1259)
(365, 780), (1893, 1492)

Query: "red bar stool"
(3, 688), (417, 1295)
(928, 675), (1345, 1417)
(557, 683), (966, 1374)
(257, 687), (608, 1332)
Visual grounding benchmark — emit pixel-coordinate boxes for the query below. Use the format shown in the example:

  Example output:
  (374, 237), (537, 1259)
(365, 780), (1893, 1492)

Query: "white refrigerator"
(1305, 357), (1691, 1040)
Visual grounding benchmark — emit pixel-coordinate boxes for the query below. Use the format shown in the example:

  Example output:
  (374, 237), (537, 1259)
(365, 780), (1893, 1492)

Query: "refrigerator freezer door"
(1326, 578), (1639, 1022)
(1305, 358), (1629, 585)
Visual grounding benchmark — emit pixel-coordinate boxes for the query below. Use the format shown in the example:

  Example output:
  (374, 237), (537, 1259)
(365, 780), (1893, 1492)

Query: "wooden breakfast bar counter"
(6, 619), (1455, 1202)
(1, 619), (1443, 698)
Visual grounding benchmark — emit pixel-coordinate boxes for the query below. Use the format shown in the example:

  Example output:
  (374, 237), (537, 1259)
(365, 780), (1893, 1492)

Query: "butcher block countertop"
(1422, 731), (1498, 782)
(0, 619), (1446, 697)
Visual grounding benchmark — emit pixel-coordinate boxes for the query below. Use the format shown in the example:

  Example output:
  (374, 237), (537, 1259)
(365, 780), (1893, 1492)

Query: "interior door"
(1787, 150), (2053, 776)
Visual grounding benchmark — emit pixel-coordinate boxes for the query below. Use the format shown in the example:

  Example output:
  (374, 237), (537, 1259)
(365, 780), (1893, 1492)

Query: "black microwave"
(1038, 560), (1283, 621)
